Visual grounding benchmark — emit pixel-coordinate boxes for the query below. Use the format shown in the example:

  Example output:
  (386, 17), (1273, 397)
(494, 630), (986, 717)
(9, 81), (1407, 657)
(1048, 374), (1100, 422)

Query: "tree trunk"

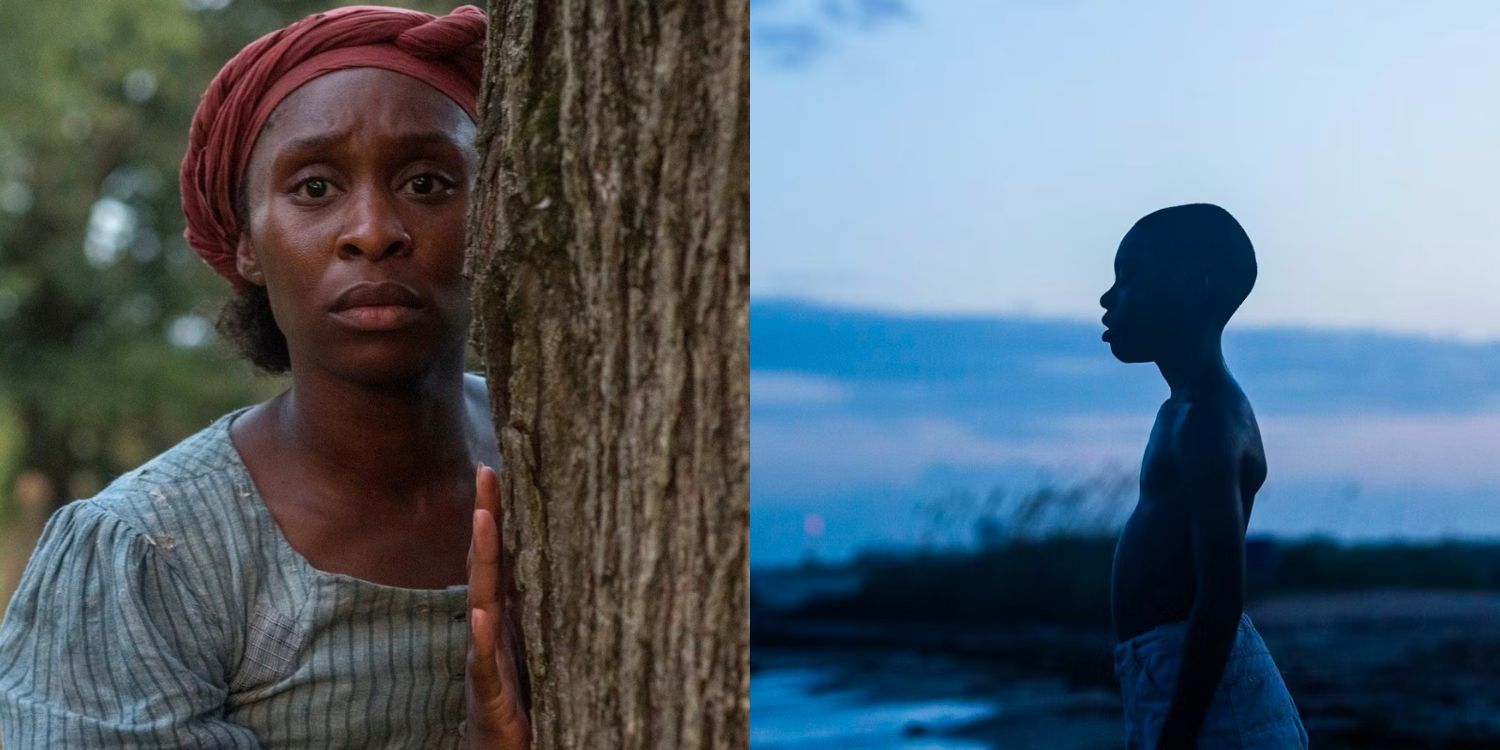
(466, 1), (749, 748)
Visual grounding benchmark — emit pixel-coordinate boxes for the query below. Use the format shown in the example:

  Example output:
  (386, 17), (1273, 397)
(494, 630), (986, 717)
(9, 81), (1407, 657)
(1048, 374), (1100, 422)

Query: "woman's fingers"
(469, 606), (531, 747)
(468, 606), (502, 696)
(468, 507), (500, 622)
(475, 462), (500, 518)
(470, 463), (515, 664)
(466, 463), (531, 747)
(468, 463), (503, 628)
(476, 463), (510, 620)
(478, 464), (506, 570)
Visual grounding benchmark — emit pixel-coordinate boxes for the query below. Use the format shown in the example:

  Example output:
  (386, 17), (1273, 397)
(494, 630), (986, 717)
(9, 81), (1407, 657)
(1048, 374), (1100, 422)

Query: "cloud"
(752, 24), (826, 69)
(751, 300), (1500, 417)
(750, 302), (1500, 561)
(752, 414), (1141, 496)
(754, 407), (1500, 503)
(821, 0), (913, 28)
(752, 372), (848, 406)
(1262, 410), (1500, 487)
(752, 0), (914, 69)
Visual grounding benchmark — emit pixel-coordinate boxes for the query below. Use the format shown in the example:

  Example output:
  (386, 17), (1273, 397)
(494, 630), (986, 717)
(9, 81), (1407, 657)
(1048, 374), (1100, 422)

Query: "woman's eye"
(406, 174), (452, 196)
(296, 178), (330, 199)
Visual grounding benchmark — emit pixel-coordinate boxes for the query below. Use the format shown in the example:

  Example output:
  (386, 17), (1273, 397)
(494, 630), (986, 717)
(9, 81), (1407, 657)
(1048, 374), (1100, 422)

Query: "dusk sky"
(750, 303), (1500, 563)
(753, 1), (1500, 341)
(750, 2), (1500, 565)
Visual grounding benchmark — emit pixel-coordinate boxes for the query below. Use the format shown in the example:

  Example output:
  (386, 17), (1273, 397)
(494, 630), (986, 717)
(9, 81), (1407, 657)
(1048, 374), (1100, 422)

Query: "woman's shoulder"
(464, 372), (501, 459)
(71, 408), (258, 580)
(463, 371), (489, 401)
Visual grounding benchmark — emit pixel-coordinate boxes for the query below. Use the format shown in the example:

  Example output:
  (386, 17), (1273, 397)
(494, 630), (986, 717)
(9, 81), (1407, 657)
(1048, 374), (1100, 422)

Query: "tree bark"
(466, 1), (749, 748)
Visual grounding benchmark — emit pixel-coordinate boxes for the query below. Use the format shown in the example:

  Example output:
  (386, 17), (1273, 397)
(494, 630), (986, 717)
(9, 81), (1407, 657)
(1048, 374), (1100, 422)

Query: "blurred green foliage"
(0, 0), (462, 519)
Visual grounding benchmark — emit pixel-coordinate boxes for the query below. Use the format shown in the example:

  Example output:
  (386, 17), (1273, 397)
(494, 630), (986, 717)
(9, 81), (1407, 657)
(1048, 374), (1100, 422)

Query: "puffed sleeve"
(0, 500), (262, 748)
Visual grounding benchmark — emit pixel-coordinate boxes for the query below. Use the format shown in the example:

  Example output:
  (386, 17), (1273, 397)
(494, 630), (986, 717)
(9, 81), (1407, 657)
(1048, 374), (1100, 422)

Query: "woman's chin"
(300, 342), (460, 387)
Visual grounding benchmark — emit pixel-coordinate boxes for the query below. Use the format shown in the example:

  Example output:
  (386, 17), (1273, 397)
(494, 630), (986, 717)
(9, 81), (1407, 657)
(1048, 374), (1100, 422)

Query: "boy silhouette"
(1100, 204), (1307, 748)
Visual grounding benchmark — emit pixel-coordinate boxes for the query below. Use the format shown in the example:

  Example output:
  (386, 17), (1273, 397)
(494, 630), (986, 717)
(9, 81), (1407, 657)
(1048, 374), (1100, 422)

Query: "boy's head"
(1099, 203), (1255, 363)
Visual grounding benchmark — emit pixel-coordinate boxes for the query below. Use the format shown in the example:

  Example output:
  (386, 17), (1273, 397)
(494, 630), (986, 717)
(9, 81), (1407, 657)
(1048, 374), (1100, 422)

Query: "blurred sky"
(752, 0), (1500, 341)
(751, 302), (1500, 563)
(750, 1), (1500, 565)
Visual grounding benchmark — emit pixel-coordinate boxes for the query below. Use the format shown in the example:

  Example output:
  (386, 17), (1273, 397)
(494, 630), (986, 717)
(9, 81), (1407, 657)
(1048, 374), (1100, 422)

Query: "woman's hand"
(465, 463), (530, 749)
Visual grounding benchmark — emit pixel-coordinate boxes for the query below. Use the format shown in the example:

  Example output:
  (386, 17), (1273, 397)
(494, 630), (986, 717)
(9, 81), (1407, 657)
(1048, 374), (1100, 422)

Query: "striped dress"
(0, 407), (473, 748)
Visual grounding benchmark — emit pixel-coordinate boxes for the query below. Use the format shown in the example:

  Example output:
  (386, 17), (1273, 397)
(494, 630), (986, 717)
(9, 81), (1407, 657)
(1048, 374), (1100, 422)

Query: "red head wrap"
(180, 4), (486, 289)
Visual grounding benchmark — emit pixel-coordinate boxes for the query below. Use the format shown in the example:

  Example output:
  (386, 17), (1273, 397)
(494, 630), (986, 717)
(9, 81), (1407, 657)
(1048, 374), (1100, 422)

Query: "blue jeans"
(1114, 614), (1308, 749)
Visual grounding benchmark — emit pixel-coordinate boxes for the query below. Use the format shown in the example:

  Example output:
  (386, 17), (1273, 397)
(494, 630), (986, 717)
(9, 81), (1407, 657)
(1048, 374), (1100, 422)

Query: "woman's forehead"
(253, 68), (475, 160)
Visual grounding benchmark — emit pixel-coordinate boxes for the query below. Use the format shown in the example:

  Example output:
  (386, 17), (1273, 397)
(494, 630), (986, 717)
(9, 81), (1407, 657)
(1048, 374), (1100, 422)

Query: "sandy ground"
(1251, 591), (1500, 747)
(756, 590), (1500, 748)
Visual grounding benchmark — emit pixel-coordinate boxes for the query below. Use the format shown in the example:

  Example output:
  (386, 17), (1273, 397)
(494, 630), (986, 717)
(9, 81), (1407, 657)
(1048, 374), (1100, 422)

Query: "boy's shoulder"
(1162, 397), (1255, 468)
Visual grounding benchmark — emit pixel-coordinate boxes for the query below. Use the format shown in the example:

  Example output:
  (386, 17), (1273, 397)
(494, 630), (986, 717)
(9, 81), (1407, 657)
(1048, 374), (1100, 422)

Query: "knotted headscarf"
(180, 4), (487, 289)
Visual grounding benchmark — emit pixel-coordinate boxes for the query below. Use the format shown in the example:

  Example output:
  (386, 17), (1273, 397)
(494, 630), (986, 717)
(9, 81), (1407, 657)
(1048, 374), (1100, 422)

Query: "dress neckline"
(217, 405), (469, 599)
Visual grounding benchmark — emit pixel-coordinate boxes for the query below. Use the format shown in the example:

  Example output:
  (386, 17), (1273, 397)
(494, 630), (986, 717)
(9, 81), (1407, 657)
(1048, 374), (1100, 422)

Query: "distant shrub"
(793, 471), (1500, 628)
(800, 535), (1117, 628)
(799, 536), (1500, 628)
(1248, 539), (1500, 595)
(906, 468), (1134, 552)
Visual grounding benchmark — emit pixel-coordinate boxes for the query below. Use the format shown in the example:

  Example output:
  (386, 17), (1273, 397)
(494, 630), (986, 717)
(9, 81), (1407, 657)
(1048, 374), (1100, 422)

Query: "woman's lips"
(331, 304), (423, 331)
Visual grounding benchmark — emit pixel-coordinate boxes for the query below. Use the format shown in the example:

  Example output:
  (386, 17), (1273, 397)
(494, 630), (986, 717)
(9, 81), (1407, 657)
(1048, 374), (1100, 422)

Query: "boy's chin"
(1107, 340), (1153, 364)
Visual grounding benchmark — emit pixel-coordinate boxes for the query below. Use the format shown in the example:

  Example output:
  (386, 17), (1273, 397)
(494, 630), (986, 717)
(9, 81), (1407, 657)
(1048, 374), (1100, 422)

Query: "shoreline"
(755, 590), (1500, 748)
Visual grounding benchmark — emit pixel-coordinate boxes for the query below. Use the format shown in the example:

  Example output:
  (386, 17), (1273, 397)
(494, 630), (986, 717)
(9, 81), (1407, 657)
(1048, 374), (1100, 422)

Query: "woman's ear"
(235, 234), (265, 286)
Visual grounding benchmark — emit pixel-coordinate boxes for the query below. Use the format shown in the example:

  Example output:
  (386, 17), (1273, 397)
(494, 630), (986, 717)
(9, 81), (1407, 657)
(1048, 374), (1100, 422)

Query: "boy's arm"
(1156, 409), (1246, 749)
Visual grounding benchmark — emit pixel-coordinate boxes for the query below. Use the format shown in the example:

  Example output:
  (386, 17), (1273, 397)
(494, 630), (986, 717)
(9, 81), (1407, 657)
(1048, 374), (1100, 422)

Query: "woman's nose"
(336, 186), (411, 261)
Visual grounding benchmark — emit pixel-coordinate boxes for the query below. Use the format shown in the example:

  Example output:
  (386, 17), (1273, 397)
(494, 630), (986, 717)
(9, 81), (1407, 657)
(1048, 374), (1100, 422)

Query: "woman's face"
(237, 67), (478, 385)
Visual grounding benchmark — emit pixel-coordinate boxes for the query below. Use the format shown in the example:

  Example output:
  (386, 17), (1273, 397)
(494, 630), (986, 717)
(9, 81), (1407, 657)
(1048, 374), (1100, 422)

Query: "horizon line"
(752, 295), (1500, 347)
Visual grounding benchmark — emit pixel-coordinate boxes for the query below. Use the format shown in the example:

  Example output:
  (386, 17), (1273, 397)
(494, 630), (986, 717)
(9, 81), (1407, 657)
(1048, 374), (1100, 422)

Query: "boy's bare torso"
(1110, 387), (1267, 642)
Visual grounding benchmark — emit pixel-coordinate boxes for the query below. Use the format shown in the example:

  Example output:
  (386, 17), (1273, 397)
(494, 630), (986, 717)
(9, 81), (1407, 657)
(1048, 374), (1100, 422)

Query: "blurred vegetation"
(910, 466), (1134, 549)
(801, 535), (1119, 627)
(0, 0), (462, 522)
(787, 471), (1130, 627)
(790, 474), (1500, 629)
(1254, 539), (1500, 592)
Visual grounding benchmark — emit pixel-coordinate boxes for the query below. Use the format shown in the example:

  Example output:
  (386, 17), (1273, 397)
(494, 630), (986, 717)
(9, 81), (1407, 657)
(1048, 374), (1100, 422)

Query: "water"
(751, 667), (995, 749)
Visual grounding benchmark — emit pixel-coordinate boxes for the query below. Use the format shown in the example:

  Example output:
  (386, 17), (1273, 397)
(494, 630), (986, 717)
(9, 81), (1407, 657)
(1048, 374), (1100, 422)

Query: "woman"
(0, 6), (529, 748)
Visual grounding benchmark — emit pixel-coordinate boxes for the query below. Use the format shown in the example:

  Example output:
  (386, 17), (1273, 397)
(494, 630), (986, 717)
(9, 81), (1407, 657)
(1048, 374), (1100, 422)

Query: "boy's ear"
(1196, 272), (1214, 306)
(235, 234), (265, 286)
